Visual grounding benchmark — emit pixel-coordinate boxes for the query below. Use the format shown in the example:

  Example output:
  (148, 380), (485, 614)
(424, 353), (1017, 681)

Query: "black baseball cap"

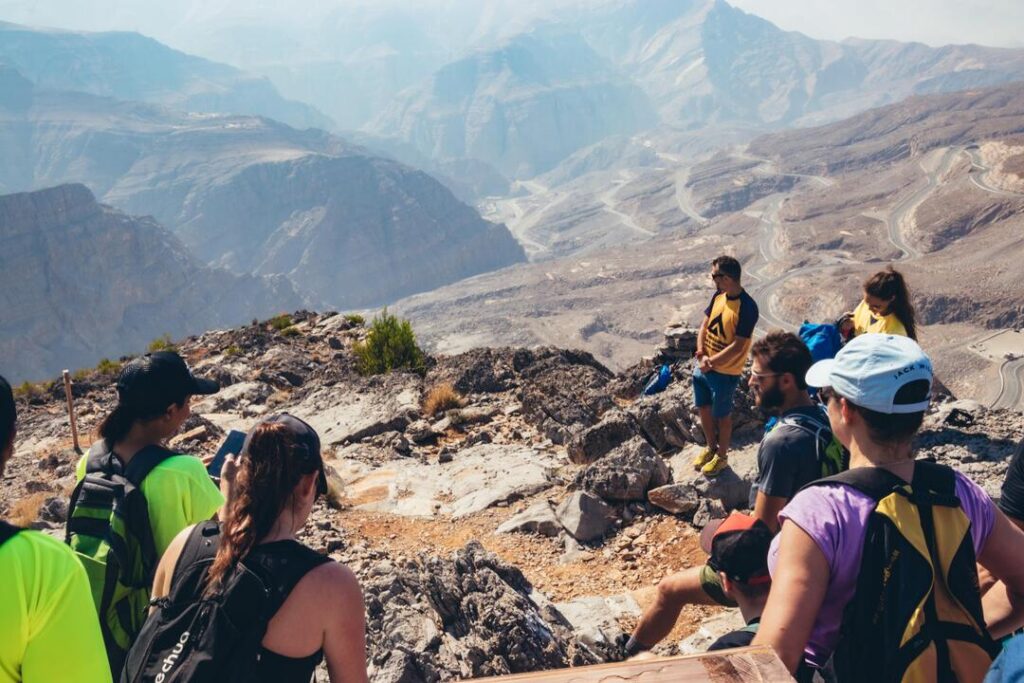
(242, 413), (327, 496)
(116, 351), (219, 413)
(699, 512), (773, 585)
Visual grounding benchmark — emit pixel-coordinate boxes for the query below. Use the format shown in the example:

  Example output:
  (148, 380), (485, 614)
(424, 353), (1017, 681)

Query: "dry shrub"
(422, 383), (464, 417)
(8, 492), (50, 527)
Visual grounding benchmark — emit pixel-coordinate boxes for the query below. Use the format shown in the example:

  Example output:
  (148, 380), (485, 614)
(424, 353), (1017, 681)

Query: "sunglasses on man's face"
(711, 272), (727, 280)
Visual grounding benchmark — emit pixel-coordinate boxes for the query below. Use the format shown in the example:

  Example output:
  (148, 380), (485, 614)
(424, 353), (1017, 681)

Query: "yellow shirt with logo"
(0, 528), (112, 683)
(703, 289), (760, 376)
(76, 450), (224, 556)
(852, 300), (908, 337)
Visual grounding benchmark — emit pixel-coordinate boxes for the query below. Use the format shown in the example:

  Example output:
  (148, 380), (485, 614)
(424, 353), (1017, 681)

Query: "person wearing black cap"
(76, 351), (225, 556)
(67, 351), (226, 674)
(699, 512), (774, 652)
(136, 413), (368, 682)
(0, 374), (112, 682)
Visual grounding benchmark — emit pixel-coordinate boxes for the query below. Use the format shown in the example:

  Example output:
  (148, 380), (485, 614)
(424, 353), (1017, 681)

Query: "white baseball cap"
(806, 333), (932, 414)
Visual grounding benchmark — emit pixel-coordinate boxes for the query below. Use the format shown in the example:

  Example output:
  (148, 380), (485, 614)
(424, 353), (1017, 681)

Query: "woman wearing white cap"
(753, 334), (1024, 682)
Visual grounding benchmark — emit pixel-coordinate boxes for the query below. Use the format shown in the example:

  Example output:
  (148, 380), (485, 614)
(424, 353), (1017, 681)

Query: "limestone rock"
(574, 437), (672, 502)
(647, 483), (701, 515)
(556, 491), (615, 542)
(364, 542), (600, 682)
(496, 501), (562, 537)
(516, 348), (615, 444)
(692, 498), (728, 529)
(566, 410), (638, 464)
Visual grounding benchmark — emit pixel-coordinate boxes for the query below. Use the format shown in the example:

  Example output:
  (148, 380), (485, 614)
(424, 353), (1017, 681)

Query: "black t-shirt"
(749, 406), (830, 508)
(1000, 439), (1024, 522)
(707, 618), (760, 652)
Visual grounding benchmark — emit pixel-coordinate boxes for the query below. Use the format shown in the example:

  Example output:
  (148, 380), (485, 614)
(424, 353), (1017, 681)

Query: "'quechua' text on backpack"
(807, 461), (1000, 683)
(122, 520), (329, 683)
(66, 441), (175, 672)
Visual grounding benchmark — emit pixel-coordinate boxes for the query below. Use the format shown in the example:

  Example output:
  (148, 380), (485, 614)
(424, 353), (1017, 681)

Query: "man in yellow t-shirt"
(0, 375), (111, 683)
(693, 255), (759, 477)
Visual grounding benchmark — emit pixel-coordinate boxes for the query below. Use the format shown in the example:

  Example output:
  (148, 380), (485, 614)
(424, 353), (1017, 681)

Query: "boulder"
(677, 609), (746, 655)
(573, 437), (672, 502)
(692, 498), (728, 529)
(566, 410), (638, 464)
(516, 348), (615, 444)
(496, 501), (562, 537)
(556, 491), (615, 542)
(291, 378), (421, 445)
(647, 483), (701, 515)
(626, 382), (698, 452)
(553, 593), (640, 657)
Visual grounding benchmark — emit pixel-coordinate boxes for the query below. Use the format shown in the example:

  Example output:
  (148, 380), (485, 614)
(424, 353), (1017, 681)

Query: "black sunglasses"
(818, 386), (838, 404)
(711, 272), (727, 280)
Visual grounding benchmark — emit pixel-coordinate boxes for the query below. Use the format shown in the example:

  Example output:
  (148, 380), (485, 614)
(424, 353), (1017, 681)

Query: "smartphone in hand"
(208, 430), (246, 478)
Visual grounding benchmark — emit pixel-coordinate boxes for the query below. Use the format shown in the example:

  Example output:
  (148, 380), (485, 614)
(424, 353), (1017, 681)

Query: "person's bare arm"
(150, 525), (194, 612)
(979, 508), (1024, 638)
(752, 520), (830, 673)
(753, 491), (787, 533)
(696, 315), (709, 358)
(324, 564), (370, 683)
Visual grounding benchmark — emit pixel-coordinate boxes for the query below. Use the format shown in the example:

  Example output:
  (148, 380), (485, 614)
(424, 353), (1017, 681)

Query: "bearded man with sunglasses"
(626, 330), (825, 657)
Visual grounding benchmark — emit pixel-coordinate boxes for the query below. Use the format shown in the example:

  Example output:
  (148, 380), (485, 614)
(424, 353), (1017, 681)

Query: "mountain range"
(0, 184), (300, 381)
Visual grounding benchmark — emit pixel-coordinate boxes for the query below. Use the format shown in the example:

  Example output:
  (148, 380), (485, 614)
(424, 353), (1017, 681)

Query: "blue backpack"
(799, 322), (842, 363)
(643, 365), (672, 396)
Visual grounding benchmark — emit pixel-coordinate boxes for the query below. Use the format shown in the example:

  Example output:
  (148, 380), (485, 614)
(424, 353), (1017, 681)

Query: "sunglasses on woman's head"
(818, 386), (838, 404)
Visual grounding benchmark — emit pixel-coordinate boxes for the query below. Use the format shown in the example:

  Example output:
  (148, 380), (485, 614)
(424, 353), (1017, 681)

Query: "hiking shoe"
(701, 454), (729, 477)
(692, 446), (715, 471)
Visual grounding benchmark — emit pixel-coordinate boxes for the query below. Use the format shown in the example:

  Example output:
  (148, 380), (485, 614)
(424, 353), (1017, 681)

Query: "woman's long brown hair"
(205, 422), (311, 595)
(864, 266), (918, 340)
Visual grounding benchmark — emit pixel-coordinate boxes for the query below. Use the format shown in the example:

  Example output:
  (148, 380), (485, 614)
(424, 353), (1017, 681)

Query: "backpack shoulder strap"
(911, 459), (957, 497)
(85, 439), (117, 474)
(164, 521), (222, 602)
(123, 445), (177, 488)
(0, 520), (21, 547)
(803, 466), (907, 501)
(243, 542), (331, 614)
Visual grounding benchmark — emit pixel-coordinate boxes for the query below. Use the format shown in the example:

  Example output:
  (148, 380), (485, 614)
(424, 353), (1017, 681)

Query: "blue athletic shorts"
(692, 367), (741, 418)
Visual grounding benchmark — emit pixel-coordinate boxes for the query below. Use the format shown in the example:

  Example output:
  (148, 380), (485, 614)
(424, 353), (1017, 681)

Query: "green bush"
(269, 313), (293, 331)
(280, 326), (301, 338)
(72, 368), (91, 382)
(223, 345), (242, 357)
(13, 381), (40, 399)
(344, 313), (365, 327)
(148, 334), (177, 353)
(96, 358), (121, 376)
(353, 309), (425, 376)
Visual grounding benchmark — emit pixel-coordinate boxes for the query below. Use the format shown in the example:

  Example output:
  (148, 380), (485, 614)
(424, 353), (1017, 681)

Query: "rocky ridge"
(3, 314), (1021, 681)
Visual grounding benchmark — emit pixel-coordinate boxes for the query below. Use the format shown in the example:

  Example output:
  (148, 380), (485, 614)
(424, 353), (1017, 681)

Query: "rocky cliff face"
(0, 184), (300, 381)
(0, 21), (332, 130)
(0, 79), (525, 309)
(365, 29), (658, 179)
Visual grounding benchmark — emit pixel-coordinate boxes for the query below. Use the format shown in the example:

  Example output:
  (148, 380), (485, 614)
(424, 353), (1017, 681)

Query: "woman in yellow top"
(844, 267), (918, 340)
(0, 374), (111, 683)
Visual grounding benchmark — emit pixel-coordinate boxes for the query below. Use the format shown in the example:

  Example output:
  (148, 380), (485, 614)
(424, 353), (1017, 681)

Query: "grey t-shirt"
(748, 405), (830, 508)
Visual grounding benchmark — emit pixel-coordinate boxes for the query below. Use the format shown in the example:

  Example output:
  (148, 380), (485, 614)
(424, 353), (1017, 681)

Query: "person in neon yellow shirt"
(0, 374), (111, 683)
(70, 351), (225, 673)
(843, 266), (918, 340)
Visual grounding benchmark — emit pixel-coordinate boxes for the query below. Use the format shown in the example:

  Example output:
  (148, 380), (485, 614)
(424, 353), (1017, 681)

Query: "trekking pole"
(62, 370), (81, 453)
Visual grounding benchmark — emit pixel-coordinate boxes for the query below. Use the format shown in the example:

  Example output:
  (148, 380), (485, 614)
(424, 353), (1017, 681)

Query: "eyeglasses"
(711, 272), (727, 280)
(750, 371), (782, 379)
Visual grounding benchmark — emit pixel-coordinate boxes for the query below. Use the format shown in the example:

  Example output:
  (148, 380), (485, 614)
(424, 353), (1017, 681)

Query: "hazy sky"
(0, 0), (1021, 50)
(729, 0), (1024, 48)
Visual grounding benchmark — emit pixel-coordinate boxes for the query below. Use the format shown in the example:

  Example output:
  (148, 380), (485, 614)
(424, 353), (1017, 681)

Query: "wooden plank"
(478, 646), (793, 682)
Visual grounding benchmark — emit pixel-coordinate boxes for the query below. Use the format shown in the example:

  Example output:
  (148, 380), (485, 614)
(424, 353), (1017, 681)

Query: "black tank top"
(245, 539), (329, 683)
(170, 526), (331, 683)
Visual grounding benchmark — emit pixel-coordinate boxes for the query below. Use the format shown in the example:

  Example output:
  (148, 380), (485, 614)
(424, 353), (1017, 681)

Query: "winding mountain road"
(964, 147), (1024, 198)
(992, 358), (1024, 410)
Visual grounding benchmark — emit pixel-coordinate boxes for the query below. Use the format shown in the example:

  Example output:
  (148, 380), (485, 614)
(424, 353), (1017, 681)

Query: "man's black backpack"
(805, 461), (1000, 683)
(66, 441), (176, 671)
(121, 520), (329, 683)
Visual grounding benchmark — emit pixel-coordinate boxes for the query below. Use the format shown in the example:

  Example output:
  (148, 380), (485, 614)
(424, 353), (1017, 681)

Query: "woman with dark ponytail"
(145, 414), (368, 682)
(849, 266), (918, 340)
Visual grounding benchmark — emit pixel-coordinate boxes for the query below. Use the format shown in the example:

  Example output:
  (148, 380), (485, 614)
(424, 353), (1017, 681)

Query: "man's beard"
(757, 384), (785, 414)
